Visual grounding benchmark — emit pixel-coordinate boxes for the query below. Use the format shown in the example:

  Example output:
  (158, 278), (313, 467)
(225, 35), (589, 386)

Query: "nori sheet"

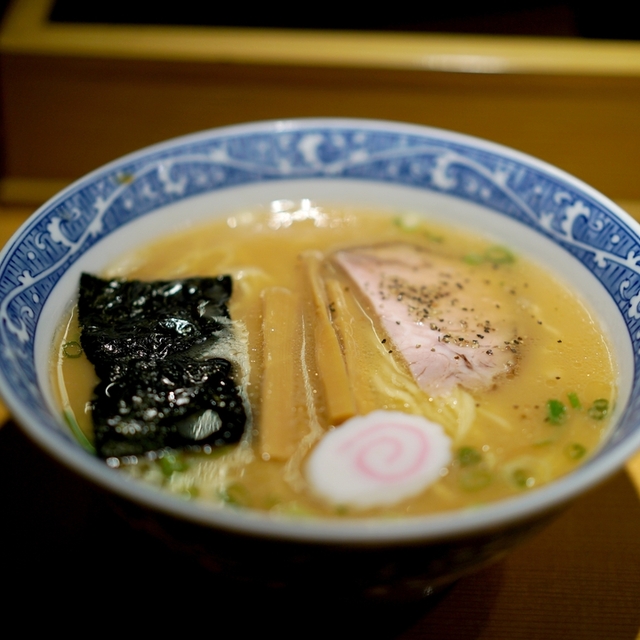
(78, 273), (247, 459)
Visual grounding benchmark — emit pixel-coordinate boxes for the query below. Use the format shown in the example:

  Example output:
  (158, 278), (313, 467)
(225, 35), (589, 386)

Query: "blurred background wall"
(1, 1), (639, 205)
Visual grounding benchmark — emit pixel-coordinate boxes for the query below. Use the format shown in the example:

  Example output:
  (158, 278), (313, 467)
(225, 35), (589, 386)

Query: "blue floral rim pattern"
(1, 121), (638, 456)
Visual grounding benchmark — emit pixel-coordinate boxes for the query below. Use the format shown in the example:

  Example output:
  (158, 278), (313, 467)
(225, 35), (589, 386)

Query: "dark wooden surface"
(2, 417), (639, 638)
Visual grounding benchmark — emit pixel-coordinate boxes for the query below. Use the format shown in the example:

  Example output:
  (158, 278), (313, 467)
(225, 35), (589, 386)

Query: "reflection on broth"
(54, 201), (617, 518)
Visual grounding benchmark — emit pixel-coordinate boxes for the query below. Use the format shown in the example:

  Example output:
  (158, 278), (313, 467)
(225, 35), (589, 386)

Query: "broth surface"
(55, 201), (617, 517)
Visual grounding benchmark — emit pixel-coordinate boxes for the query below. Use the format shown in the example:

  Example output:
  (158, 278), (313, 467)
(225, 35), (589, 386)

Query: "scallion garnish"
(588, 398), (609, 420)
(546, 399), (567, 425)
(567, 392), (581, 409)
(463, 253), (484, 265)
(565, 443), (587, 460)
(62, 341), (83, 358)
(159, 452), (189, 477)
(219, 482), (250, 507)
(457, 446), (482, 467)
(484, 246), (515, 265)
(63, 410), (95, 453)
(463, 246), (515, 266)
(393, 215), (442, 242)
(512, 469), (534, 489)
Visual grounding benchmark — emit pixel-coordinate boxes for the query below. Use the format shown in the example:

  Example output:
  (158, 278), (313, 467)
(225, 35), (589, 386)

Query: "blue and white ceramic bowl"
(1, 118), (639, 599)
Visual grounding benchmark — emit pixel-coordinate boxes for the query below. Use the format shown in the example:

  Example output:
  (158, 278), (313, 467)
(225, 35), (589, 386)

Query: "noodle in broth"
(54, 202), (617, 517)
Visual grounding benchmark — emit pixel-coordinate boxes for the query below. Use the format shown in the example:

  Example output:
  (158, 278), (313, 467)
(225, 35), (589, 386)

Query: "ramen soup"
(54, 201), (617, 518)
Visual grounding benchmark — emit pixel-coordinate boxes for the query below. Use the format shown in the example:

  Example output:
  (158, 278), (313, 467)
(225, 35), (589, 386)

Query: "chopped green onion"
(565, 443), (587, 460)
(512, 469), (534, 489)
(62, 341), (83, 358)
(393, 214), (420, 231)
(463, 253), (484, 265)
(484, 246), (515, 265)
(546, 399), (567, 425)
(219, 482), (250, 507)
(460, 468), (492, 491)
(393, 215), (442, 242)
(272, 502), (314, 517)
(567, 392), (581, 409)
(463, 246), (515, 266)
(335, 505), (349, 516)
(588, 398), (609, 420)
(63, 410), (95, 453)
(159, 452), (189, 477)
(457, 446), (482, 467)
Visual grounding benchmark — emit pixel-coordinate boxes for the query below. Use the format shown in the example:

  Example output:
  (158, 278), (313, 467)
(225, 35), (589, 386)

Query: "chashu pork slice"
(333, 243), (519, 396)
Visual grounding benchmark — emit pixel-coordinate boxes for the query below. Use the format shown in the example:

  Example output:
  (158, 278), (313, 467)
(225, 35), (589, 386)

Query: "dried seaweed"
(78, 273), (247, 459)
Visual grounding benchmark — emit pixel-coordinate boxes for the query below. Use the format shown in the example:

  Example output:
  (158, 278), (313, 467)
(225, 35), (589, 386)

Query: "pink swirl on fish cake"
(306, 411), (452, 509)
(342, 423), (430, 482)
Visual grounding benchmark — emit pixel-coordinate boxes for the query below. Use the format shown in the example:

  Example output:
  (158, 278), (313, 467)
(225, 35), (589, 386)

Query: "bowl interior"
(2, 119), (639, 542)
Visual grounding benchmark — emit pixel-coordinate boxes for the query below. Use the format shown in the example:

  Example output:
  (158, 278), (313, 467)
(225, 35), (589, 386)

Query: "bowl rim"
(2, 116), (639, 544)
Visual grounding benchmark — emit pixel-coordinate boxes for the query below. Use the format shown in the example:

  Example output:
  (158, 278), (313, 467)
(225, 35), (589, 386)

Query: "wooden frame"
(2, 0), (640, 204)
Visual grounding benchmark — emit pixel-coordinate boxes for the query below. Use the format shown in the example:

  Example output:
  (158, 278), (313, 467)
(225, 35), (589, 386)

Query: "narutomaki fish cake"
(54, 202), (617, 517)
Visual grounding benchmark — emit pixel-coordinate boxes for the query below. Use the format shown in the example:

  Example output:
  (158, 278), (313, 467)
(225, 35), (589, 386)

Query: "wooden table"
(1, 202), (639, 637)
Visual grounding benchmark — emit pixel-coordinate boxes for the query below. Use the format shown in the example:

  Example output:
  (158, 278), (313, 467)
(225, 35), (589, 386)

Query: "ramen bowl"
(1, 118), (639, 600)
